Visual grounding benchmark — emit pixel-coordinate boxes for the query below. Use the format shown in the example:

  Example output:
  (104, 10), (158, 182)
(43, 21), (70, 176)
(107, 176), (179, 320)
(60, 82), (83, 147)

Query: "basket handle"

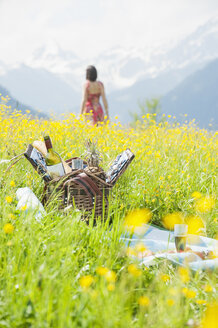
(78, 173), (102, 197)
(63, 172), (102, 207)
(4, 154), (25, 174)
(64, 177), (93, 206)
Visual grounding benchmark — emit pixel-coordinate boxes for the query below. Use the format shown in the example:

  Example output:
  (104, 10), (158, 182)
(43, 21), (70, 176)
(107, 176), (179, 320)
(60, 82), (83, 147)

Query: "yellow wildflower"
(124, 208), (152, 234)
(204, 284), (213, 292)
(191, 191), (202, 199)
(10, 180), (16, 187)
(128, 264), (142, 277)
(162, 212), (184, 230)
(5, 196), (13, 203)
(138, 296), (150, 307)
(178, 267), (190, 283)
(79, 275), (94, 290)
(185, 289), (196, 299)
(134, 243), (147, 253)
(105, 270), (116, 283)
(96, 267), (109, 276)
(160, 274), (170, 282)
(167, 299), (175, 306)
(200, 302), (218, 328)
(195, 196), (215, 213)
(3, 223), (14, 234)
(186, 216), (205, 235)
(182, 287), (188, 296)
(196, 299), (207, 305)
(107, 283), (115, 291)
(21, 205), (27, 211)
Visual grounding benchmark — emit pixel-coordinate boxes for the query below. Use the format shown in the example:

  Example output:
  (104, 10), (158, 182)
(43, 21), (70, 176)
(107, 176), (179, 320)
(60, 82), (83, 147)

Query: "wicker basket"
(7, 147), (134, 220)
(42, 149), (135, 219)
(42, 158), (112, 218)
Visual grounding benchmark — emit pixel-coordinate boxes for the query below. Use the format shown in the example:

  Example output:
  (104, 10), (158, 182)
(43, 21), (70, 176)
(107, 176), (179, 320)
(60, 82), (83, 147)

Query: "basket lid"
(105, 148), (135, 185)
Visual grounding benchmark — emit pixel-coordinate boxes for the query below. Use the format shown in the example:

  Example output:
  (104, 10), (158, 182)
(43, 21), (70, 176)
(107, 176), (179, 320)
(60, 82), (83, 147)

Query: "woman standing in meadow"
(80, 65), (109, 125)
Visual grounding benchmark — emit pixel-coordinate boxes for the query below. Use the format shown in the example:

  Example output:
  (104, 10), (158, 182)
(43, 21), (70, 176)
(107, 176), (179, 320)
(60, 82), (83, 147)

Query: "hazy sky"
(1, 0), (218, 64)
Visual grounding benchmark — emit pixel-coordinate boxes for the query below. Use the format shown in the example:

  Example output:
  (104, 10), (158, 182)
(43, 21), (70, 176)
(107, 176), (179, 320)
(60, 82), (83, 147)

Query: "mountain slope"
(108, 62), (204, 121)
(161, 59), (218, 128)
(0, 65), (80, 115)
(0, 84), (48, 118)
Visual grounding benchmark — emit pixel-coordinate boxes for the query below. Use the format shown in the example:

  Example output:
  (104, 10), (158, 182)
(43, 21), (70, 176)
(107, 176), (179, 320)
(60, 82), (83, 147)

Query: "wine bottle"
(44, 135), (65, 178)
(33, 140), (72, 174)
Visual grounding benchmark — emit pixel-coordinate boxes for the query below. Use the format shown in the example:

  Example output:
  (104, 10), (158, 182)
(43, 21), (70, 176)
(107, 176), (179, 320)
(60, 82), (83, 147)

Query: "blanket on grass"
(122, 225), (218, 271)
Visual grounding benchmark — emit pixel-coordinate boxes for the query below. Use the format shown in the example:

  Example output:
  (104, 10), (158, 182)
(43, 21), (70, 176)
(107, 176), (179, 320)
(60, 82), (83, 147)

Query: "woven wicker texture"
(42, 150), (134, 219)
(42, 162), (112, 219)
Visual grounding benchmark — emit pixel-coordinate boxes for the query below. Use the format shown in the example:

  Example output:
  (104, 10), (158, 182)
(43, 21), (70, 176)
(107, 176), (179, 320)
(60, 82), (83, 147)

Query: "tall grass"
(0, 109), (217, 327)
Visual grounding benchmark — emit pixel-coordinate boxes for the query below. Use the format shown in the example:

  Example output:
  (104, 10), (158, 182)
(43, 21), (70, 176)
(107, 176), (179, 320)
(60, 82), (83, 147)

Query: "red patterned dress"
(84, 81), (104, 124)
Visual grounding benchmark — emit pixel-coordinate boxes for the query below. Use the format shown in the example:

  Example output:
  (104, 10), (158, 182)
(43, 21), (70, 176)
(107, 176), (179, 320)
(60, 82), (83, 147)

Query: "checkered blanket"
(122, 225), (218, 271)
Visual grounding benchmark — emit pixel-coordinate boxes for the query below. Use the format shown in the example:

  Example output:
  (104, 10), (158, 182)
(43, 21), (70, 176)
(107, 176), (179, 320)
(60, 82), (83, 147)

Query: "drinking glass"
(72, 158), (83, 170)
(174, 224), (188, 252)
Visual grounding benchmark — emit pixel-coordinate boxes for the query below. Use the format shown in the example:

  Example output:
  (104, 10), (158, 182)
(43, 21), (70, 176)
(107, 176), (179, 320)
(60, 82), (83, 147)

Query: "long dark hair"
(86, 65), (97, 82)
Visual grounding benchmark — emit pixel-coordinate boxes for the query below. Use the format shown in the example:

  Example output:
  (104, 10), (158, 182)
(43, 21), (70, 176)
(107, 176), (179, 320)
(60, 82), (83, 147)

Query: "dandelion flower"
(178, 267), (190, 283)
(191, 191), (202, 199)
(105, 270), (116, 283)
(204, 284), (213, 292)
(3, 223), (14, 234)
(10, 180), (16, 187)
(124, 208), (152, 234)
(195, 196), (215, 213)
(182, 287), (188, 296)
(138, 296), (150, 307)
(79, 275), (94, 290)
(128, 264), (142, 277)
(160, 274), (170, 282)
(185, 289), (196, 299)
(21, 205), (27, 211)
(200, 302), (218, 328)
(196, 299), (207, 305)
(96, 267), (109, 276)
(107, 283), (115, 291)
(186, 216), (205, 235)
(162, 212), (184, 230)
(167, 299), (175, 306)
(134, 243), (147, 253)
(5, 196), (13, 203)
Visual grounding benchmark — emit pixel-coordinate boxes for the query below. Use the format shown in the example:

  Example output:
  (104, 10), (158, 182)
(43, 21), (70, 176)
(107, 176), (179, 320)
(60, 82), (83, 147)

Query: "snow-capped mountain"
(0, 16), (217, 121)
(23, 16), (218, 93)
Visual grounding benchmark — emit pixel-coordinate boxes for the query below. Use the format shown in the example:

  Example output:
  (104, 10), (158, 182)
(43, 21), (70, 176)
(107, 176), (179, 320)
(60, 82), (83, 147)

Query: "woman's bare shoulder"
(97, 81), (104, 90)
(83, 81), (90, 92)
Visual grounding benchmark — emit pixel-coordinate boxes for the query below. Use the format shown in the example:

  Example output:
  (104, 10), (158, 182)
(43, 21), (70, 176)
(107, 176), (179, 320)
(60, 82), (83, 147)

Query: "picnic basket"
(42, 158), (112, 218)
(42, 149), (135, 219)
(4, 145), (134, 219)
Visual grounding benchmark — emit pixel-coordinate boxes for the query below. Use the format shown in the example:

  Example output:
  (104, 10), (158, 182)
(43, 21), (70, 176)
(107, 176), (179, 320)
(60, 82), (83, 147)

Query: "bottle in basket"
(44, 135), (65, 178)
